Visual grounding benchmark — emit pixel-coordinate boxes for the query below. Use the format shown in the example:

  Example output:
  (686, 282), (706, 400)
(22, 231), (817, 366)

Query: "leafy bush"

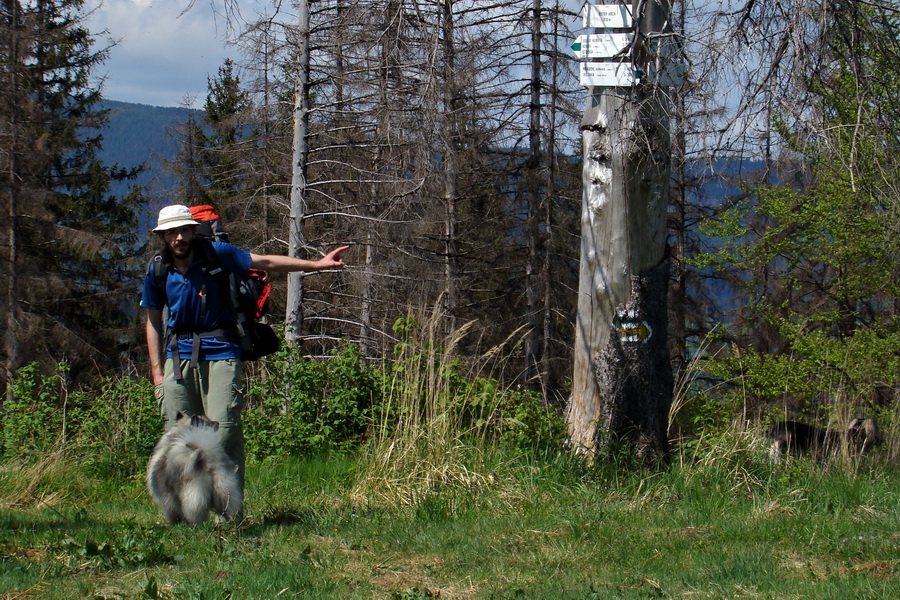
(243, 344), (383, 458)
(2, 335), (566, 474)
(66, 374), (163, 476)
(692, 325), (900, 451)
(449, 377), (567, 453)
(374, 316), (567, 457)
(0, 361), (162, 475)
(379, 316), (567, 455)
(0, 362), (67, 456)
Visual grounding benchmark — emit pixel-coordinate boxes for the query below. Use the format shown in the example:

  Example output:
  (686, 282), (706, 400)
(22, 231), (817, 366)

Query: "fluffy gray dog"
(147, 412), (242, 524)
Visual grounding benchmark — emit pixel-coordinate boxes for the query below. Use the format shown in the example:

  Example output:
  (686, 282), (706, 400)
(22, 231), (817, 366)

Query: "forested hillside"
(2, 1), (899, 463)
(98, 100), (195, 207)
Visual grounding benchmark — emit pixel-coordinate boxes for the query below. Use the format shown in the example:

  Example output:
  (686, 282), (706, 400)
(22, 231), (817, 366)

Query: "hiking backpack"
(188, 204), (230, 243)
(151, 205), (279, 366)
(187, 205), (272, 325)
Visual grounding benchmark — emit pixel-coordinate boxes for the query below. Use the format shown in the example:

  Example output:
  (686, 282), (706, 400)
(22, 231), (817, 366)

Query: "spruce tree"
(1, 0), (143, 392)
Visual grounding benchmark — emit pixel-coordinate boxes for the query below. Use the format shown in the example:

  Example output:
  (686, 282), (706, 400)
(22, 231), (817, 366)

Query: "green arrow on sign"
(572, 41), (582, 51)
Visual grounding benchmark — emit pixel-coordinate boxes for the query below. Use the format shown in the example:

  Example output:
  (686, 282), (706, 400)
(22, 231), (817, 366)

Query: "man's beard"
(171, 240), (192, 259)
(160, 239), (193, 264)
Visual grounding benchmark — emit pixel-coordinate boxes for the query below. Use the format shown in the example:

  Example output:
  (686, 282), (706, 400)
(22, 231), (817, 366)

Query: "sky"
(85, 1), (588, 109)
(85, 0), (254, 108)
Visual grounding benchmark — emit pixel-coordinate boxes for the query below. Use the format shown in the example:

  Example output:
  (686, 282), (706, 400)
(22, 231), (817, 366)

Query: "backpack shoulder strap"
(195, 239), (255, 352)
(196, 238), (220, 270)
(150, 252), (167, 304)
(195, 239), (230, 293)
(196, 240), (243, 316)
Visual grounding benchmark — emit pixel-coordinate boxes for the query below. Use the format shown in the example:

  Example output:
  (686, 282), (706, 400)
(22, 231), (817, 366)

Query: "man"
(141, 204), (348, 499)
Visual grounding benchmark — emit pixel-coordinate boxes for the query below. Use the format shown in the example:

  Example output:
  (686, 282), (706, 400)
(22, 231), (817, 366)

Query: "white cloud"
(86, 0), (245, 107)
(85, 0), (585, 108)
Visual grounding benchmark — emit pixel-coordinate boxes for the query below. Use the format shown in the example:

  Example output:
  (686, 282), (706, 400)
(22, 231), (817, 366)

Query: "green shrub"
(376, 316), (567, 456)
(450, 377), (567, 454)
(2, 337), (566, 472)
(0, 362), (67, 456)
(0, 362), (162, 476)
(66, 375), (162, 477)
(244, 344), (383, 458)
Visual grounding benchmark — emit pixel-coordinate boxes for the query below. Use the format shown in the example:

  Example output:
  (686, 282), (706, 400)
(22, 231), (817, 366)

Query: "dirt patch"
(370, 554), (479, 599)
(850, 560), (897, 578)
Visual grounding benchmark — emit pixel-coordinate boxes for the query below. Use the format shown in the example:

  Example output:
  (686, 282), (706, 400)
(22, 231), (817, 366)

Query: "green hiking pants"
(156, 358), (245, 491)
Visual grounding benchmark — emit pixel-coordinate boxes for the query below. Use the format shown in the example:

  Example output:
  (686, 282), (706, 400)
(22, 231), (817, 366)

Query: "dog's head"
(174, 411), (220, 432)
(847, 417), (880, 450)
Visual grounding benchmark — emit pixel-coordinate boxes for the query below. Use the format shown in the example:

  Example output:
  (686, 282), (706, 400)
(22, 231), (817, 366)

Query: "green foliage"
(66, 374), (163, 477)
(0, 363), (67, 456)
(460, 379), (567, 453)
(59, 522), (175, 569)
(243, 344), (383, 458)
(2, 0), (145, 375)
(356, 315), (568, 508)
(392, 588), (439, 600)
(0, 339), (564, 473)
(691, 5), (900, 430)
(0, 362), (162, 475)
(674, 385), (737, 443)
(699, 323), (900, 423)
(381, 316), (567, 456)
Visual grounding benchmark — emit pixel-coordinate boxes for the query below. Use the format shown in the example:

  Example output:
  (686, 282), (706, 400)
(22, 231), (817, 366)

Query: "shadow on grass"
(243, 506), (336, 532)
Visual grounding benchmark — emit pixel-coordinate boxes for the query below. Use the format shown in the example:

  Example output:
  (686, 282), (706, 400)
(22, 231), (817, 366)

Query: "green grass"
(1, 448), (898, 599)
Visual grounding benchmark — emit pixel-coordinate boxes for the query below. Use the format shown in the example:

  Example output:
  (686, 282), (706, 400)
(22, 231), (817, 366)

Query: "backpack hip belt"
(167, 326), (242, 379)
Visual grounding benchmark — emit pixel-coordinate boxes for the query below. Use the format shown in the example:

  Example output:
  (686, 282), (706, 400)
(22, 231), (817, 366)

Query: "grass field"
(1, 440), (898, 600)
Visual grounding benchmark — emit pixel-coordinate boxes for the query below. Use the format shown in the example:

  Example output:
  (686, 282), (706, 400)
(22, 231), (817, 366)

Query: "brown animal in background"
(768, 418), (880, 462)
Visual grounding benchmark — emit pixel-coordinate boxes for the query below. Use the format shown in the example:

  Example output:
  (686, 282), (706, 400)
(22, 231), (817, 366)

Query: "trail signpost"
(579, 61), (635, 87)
(567, 1), (680, 465)
(571, 33), (633, 59)
(572, 3), (685, 89)
(582, 3), (633, 29)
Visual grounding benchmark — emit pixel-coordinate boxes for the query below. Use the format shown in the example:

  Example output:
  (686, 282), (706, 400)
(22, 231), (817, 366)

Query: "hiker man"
(141, 204), (348, 498)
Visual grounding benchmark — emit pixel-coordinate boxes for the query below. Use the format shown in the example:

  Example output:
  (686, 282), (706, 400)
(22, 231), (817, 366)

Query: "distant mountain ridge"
(98, 100), (196, 206)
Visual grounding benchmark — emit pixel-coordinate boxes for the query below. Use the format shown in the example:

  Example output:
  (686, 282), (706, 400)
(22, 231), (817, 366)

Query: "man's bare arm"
(249, 245), (349, 272)
(145, 308), (165, 386)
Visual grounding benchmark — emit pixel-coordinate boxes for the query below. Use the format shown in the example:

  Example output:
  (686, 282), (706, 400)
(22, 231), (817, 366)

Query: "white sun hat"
(152, 205), (200, 232)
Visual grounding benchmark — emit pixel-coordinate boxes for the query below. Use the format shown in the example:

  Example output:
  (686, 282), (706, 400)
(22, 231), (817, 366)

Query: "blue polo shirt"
(141, 242), (253, 361)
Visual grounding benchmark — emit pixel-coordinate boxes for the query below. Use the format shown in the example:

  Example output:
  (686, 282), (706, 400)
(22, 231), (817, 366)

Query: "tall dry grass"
(0, 443), (77, 513)
(352, 309), (526, 507)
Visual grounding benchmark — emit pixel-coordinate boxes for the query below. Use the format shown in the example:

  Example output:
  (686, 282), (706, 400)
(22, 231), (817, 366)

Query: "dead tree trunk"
(3, 4), (21, 401)
(524, 0), (543, 387)
(285, 0), (311, 344)
(3, 144), (18, 404)
(566, 0), (674, 465)
(440, 0), (459, 335)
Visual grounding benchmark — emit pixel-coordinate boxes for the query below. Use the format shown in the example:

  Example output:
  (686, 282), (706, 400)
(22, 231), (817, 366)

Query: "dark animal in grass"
(768, 418), (880, 462)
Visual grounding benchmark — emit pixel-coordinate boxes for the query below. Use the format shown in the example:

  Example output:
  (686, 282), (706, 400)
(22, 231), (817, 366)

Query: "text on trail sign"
(571, 33), (633, 59)
(580, 62), (635, 87)
(582, 4), (633, 29)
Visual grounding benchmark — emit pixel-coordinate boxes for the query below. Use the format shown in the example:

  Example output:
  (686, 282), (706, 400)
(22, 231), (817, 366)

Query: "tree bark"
(566, 0), (674, 464)
(441, 0), (459, 335)
(3, 2), (18, 400)
(525, 0), (543, 386)
(285, 0), (311, 344)
(595, 257), (672, 463)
